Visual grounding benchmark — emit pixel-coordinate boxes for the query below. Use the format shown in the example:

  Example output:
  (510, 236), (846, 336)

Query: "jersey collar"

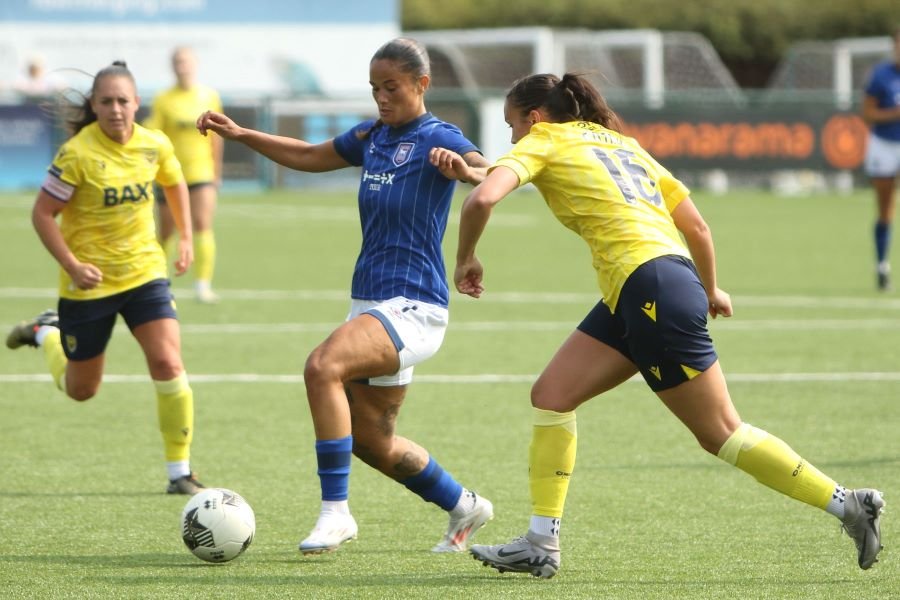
(386, 112), (432, 138)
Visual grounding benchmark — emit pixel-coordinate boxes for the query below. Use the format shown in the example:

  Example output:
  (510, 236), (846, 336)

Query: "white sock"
(529, 515), (561, 539)
(825, 485), (848, 519)
(321, 499), (350, 516)
(449, 488), (475, 518)
(35, 325), (58, 347)
(166, 460), (190, 481)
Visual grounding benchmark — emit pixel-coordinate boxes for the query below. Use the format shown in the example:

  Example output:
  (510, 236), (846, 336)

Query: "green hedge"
(402, 0), (900, 86)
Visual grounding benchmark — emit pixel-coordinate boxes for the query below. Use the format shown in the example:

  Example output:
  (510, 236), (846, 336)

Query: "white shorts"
(864, 133), (900, 178)
(349, 296), (449, 387)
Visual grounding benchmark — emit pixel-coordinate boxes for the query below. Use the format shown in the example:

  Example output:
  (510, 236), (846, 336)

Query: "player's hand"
(197, 110), (239, 140)
(708, 287), (732, 319)
(67, 261), (103, 290)
(454, 257), (485, 298)
(429, 147), (471, 183)
(173, 237), (194, 276)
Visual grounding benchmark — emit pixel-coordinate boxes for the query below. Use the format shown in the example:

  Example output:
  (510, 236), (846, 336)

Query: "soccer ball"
(181, 488), (255, 563)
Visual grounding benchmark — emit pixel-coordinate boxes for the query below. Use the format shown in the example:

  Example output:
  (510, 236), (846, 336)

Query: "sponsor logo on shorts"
(641, 301), (657, 321)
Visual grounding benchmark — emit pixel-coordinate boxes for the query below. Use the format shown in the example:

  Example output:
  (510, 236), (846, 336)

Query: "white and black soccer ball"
(181, 488), (255, 563)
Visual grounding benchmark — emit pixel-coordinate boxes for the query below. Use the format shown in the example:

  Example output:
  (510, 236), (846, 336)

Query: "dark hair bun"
(112, 60), (127, 68)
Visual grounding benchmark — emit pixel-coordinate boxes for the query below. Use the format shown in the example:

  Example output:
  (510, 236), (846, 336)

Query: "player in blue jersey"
(434, 72), (884, 578)
(197, 37), (494, 556)
(862, 28), (900, 291)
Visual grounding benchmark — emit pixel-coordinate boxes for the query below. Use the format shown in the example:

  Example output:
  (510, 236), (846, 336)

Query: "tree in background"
(402, 0), (900, 87)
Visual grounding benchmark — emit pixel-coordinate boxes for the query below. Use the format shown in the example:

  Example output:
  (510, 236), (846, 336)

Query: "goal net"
(766, 36), (893, 108)
(409, 27), (745, 107)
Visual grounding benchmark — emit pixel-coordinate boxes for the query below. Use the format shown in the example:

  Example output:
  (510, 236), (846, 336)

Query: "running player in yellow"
(6, 61), (206, 495)
(145, 47), (223, 303)
(431, 72), (885, 578)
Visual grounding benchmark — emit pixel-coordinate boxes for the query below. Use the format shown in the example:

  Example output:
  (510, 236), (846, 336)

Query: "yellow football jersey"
(494, 121), (691, 311)
(144, 84), (221, 184)
(43, 122), (184, 300)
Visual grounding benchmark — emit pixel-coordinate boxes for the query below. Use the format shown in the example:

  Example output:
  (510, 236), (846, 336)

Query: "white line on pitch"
(3, 287), (900, 310)
(3, 372), (900, 384)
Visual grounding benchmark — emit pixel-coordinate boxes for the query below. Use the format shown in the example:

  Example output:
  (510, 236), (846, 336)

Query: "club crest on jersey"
(392, 143), (415, 166)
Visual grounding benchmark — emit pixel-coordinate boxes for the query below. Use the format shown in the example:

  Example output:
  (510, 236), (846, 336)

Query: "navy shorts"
(577, 255), (718, 392)
(156, 181), (213, 203)
(57, 278), (177, 361)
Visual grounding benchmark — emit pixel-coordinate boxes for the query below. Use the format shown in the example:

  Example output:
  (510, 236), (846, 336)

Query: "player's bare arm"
(197, 110), (350, 173)
(671, 197), (732, 318)
(429, 147), (490, 185)
(455, 166), (520, 298)
(32, 190), (103, 290)
(861, 95), (900, 125)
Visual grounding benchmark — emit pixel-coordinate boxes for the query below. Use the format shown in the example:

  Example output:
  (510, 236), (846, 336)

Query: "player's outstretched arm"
(196, 110), (349, 173)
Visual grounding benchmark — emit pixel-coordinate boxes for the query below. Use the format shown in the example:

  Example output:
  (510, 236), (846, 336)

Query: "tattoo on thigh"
(378, 403), (400, 437)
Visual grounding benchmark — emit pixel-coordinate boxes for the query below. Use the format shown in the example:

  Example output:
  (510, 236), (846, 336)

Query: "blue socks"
(315, 439), (463, 511)
(316, 436), (353, 501)
(875, 221), (891, 264)
(401, 457), (463, 511)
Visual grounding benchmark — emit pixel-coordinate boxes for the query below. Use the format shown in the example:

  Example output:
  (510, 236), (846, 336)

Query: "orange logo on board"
(821, 114), (868, 170)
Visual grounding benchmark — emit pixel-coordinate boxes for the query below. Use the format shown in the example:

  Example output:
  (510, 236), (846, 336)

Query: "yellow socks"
(154, 372), (194, 463)
(194, 229), (216, 284)
(41, 329), (67, 392)
(529, 408), (577, 518)
(718, 423), (835, 510)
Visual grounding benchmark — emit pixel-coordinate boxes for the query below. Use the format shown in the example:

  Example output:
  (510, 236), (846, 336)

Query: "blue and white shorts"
(350, 296), (449, 386)
(864, 133), (900, 178)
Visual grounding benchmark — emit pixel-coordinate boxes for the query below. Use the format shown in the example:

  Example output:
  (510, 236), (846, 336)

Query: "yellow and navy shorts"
(577, 255), (718, 392)
(57, 278), (177, 360)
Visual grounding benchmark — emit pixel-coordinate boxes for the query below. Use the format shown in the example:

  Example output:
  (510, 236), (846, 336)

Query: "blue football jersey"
(865, 61), (900, 142)
(333, 113), (479, 307)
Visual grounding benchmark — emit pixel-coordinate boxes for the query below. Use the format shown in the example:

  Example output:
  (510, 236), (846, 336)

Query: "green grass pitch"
(0, 186), (897, 599)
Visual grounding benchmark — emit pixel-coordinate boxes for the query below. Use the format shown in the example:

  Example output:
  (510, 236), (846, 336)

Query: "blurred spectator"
(13, 56), (64, 100)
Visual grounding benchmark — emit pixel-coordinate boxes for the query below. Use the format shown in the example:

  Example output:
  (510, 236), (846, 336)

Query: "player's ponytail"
(65, 60), (136, 135)
(507, 72), (622, 133)
(547, 73), (622, 132)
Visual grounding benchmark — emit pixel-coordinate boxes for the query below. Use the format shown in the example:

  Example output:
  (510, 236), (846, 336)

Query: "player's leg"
(470, 324), (637, 578)
(657, 363), (884, 569)
(300, 297), (485, 554)
(189, 183), (219, 303)
(298, 312), (400, 554)
(126, 280), (202, 494)
(872, 176), (895, 291)
(347, 381), (493, 553)
(7, 300), (116, 400)
(864, 133), (899, 291)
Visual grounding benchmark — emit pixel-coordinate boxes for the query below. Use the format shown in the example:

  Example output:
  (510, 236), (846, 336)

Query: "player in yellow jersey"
(145, 47), (223, 303)
(430, 73), (884, 577)
(6, 61), (207, 495)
